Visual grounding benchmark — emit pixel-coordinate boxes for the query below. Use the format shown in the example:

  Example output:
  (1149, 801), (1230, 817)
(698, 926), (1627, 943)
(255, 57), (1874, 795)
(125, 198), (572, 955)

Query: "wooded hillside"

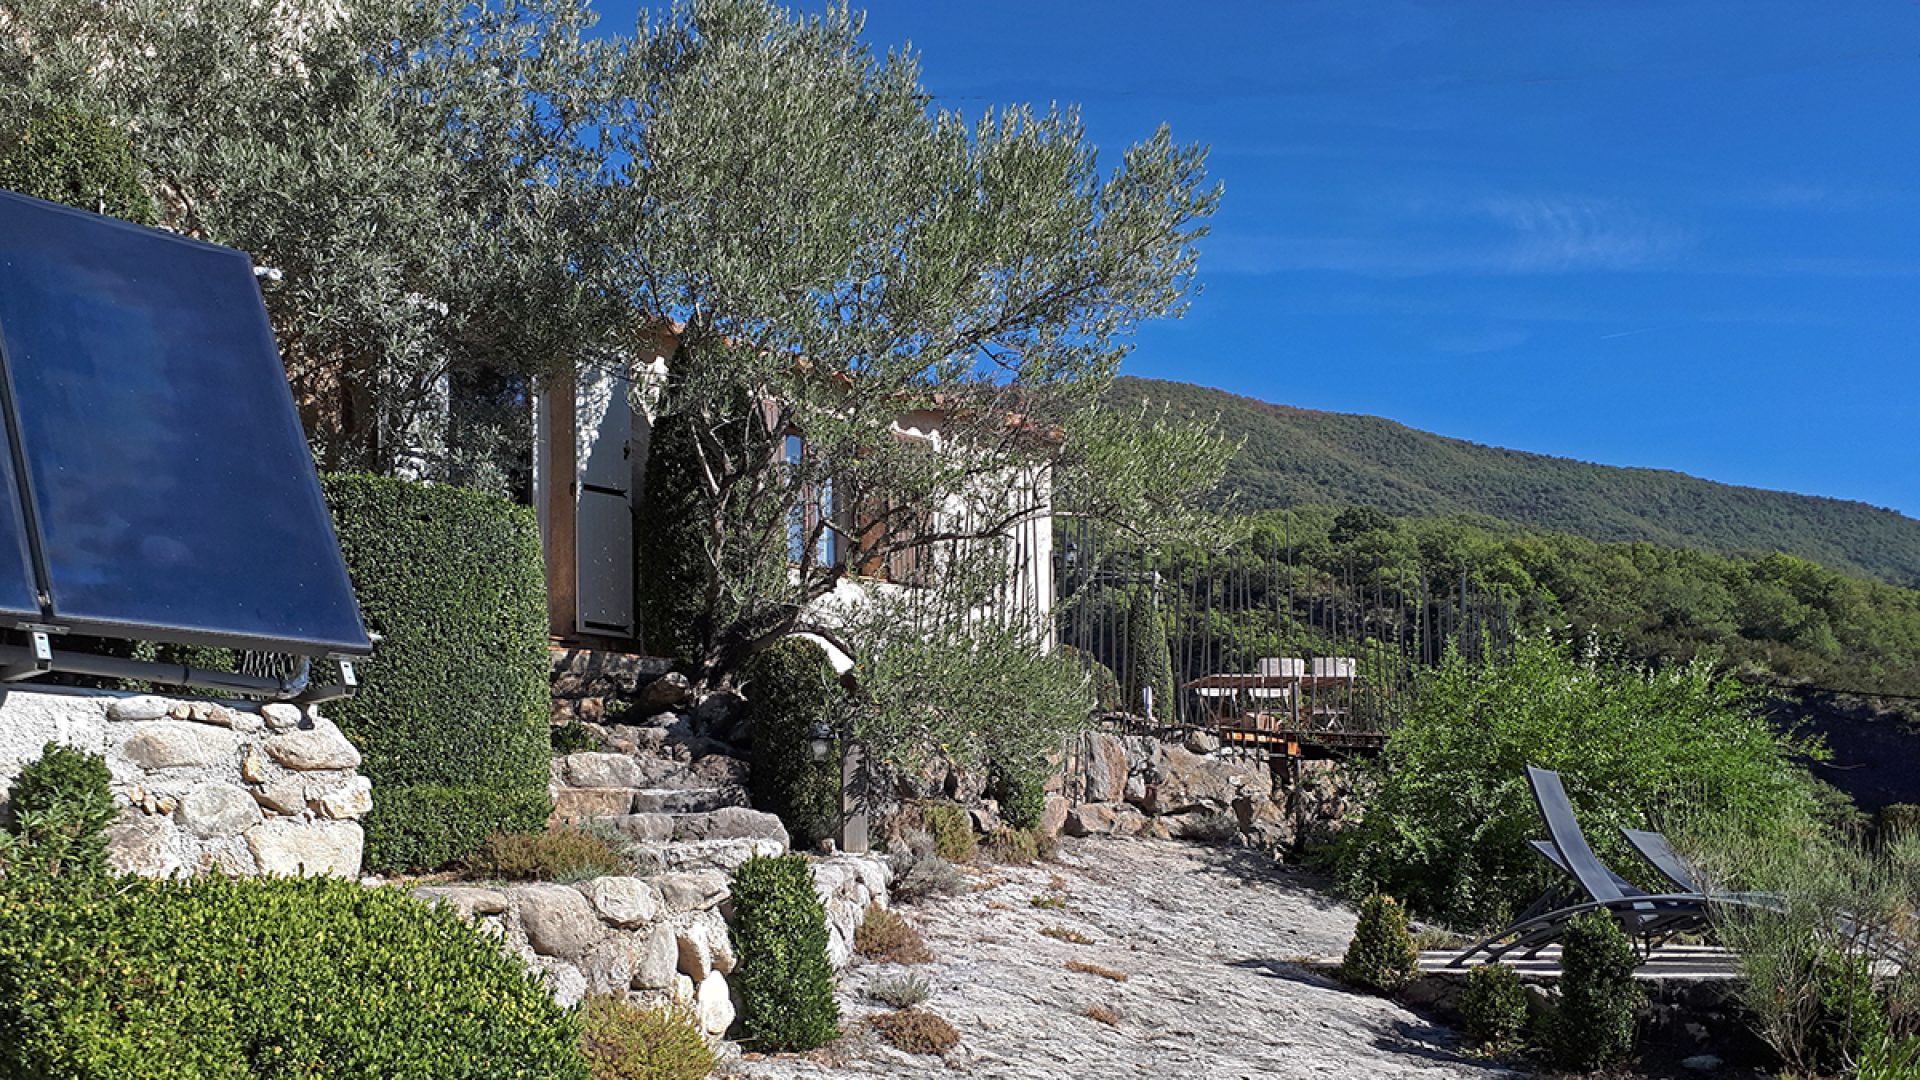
(1120, 376), (1920, 587)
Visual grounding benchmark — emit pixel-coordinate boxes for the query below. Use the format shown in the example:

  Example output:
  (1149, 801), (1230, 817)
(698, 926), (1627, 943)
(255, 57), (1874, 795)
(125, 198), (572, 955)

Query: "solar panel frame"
(0, 190), (372, 657)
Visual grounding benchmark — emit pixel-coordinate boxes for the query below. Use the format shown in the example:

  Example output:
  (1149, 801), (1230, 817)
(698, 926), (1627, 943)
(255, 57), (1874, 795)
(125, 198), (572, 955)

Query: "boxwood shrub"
(744, 637), (841, 849)
(730, 854), (839, 1052)
(0, 872), (587, 1078)
(322, 474), (551, 872)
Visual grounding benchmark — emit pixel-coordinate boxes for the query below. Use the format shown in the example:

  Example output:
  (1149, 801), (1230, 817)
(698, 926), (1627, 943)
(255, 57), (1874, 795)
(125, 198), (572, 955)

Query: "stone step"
(549, 784), (753, 824)
(551, 751), (746, 793)
(630, 786), (747, 815)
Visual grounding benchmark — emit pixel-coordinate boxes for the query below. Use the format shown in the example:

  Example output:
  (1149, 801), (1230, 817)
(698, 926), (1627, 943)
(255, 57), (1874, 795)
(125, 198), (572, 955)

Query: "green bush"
(579, 995), (714, 1080)
(921, 801), (977, 863)
(1806, 948), (1887, 1077)
(983, 826), (1047, 865)
(0, 872), (587, 1078)
(1339, 893), (1419, 995)
(1550, 911), (1640, 1071)
(729, 854), (839, 1052)
(2, 743), (114, 879)
(322, 474), (551, 872)
(992, 763), (1048, 832)
(0, 108), (154, 224)
(1336, 637), (1828, 928)
(552, 720), (599, 755)
(1459, 963), (1528, 1049)
(743, 637), (841, 849)
(470, 828), (631, 883)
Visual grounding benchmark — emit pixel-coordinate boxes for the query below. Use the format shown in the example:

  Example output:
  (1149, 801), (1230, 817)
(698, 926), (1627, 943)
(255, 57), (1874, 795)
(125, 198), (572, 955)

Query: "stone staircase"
(550, 739), (788, 875)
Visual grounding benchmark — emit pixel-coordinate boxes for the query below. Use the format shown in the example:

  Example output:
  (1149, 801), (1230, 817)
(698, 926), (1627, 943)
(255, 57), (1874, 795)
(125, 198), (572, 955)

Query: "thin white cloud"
(1203, 194), (1692, 277)
(1482, 196), (1693, 272)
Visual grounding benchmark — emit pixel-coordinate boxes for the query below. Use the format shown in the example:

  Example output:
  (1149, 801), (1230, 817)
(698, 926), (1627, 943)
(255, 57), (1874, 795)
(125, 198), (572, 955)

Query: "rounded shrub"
(992, 763), (1047, 832)
(729, 853), (839, 1052)
(0, 872), (588, 1078)
(920, 801), (977, 863)
(1550, 910), (1641, 1071)
(579, 995), (714, 1080)
(1459, 963), (1528, 1049)
(2, 742), (114, 879)
(322, 474), (552, 872)
(1340, 893), (1419, 995)
(743, 637), (841, 849)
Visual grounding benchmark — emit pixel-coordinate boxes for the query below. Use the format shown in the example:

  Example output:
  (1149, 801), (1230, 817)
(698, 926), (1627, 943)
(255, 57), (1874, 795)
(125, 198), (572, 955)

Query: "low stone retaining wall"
(414, 853), (890, 1038)
(1060, 730), (1356, 852)
(0, 686), (369, 878)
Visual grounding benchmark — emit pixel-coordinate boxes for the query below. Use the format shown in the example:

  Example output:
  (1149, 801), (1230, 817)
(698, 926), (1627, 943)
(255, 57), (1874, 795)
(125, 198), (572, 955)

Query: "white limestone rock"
(244, 819), (363, 877)
(580, 876), (661, 928)
(177, 781), (264, 838)
(119, 722), (237, 771)
(309, 775), (373, 820)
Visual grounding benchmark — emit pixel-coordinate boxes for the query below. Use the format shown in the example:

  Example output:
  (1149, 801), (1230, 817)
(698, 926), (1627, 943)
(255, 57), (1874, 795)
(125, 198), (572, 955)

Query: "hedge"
(729, 854), (839, 1052)
(0, 872), (587, 1078)
(321, 474), (551, 872)
(743, 637), (841, 849)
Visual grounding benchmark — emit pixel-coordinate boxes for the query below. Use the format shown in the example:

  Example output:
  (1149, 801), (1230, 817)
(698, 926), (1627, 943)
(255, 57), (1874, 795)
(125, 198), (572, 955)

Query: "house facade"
(531, 329), (1054, 657)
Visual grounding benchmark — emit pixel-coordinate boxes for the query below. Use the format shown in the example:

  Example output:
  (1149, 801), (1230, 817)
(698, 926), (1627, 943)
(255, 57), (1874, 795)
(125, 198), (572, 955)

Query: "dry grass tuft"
(869, 1008), (960, 1055)
(1083, 1004), (1121, 1027)
(855, 906), (932, 965)
(1029, 894), (1066, 910)
(1065, 959), (1129, 982)
(1039, 926), (1091, 945)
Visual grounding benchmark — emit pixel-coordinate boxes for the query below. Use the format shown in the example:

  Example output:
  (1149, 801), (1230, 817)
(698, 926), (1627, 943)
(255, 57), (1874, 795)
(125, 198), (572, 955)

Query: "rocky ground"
(726, 836), (1517, 1080)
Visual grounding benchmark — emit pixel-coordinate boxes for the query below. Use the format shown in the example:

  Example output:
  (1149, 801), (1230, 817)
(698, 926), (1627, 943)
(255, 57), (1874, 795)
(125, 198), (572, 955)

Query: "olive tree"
(0, 0), (628, 485)
(613, 0), (1234, 685)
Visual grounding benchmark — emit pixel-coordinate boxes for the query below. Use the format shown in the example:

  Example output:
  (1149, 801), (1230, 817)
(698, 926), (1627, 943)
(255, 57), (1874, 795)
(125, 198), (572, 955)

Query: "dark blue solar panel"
(0, 191), (371, 654)
(0, 415), (40, 619)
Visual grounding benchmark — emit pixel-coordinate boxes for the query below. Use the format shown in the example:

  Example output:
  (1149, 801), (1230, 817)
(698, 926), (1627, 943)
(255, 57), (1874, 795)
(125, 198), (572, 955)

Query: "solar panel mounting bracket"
(0, 629), (52, 681)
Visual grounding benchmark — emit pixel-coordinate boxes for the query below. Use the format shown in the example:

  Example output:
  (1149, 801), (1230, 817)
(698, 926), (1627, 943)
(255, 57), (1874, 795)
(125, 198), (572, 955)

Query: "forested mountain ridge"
(1119, 376), (1920, 587)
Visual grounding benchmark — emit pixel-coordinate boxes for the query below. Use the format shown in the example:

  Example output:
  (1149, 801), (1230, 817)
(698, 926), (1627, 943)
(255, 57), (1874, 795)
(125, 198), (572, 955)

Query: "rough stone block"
(411, 885), (510, 919)
(580, 876), (661, 928)
(244, 819), (363, 877)
(263, 723), (360, 771)
(515, 883), (602, 959)
(177, 781), (264, 838)
(119, 722), (237, 770)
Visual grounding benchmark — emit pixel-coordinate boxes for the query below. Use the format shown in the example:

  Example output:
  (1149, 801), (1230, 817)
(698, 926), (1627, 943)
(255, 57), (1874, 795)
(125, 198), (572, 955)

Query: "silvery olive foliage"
(0, 0), (1237, 693)
(0, 0), (629, 483)
(608, 0), (1235, 681)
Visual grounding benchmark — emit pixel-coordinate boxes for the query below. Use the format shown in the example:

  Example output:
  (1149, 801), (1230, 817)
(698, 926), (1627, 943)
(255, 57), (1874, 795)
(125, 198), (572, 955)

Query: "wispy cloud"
(1483, 196), (1692, 272)
(1432, 327), (1531, 355)
(1204, 193), (1693, 277)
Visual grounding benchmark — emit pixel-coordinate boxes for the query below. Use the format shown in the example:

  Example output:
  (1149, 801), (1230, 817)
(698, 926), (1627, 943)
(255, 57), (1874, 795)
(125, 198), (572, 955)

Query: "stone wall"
(0, 686), (368, 878)
(1059, 730), (1358, 852)
(413, 853), (890, 1038)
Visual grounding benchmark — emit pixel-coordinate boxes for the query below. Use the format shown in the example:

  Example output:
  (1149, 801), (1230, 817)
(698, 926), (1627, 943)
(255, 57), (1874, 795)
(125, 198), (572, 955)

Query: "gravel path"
(726, 836), (1519, 1080)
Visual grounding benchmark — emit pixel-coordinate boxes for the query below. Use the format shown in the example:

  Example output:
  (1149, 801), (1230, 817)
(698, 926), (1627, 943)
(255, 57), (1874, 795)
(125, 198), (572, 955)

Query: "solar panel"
(0, 190), (371, 656)
(0, 435), (40, 620)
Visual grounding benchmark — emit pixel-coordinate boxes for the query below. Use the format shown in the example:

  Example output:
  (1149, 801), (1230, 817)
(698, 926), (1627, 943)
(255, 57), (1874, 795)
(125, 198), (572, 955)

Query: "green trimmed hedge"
(322, 474), (551, 872)
(744, 637), (841, 849)
(730, 854), (839, 1052)
(0, 872), (587, 1078)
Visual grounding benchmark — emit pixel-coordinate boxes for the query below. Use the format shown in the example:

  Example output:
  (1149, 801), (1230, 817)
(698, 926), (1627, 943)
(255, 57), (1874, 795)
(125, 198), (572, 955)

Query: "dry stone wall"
(412, 853), (890, 1039)
(0, 686), (368, 878)
(1060, 730), (1357, 852)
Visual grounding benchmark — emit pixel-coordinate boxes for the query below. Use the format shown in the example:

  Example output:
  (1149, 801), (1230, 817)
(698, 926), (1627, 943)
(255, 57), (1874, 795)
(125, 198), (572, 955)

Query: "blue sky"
(599, 2), (1920, 517)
